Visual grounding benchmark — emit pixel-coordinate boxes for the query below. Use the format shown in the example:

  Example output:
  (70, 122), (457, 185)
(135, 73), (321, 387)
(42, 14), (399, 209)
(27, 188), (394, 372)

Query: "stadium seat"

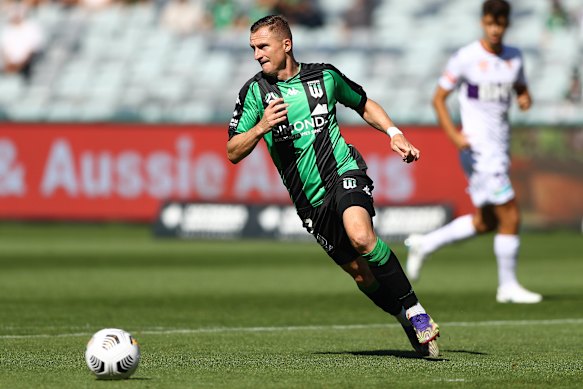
(0, 75), (25, 104)
(0, 1), (576, 125)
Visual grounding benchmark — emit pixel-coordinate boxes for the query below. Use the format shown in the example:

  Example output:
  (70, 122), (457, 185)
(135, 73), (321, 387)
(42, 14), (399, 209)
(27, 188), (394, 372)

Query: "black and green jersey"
(228, 63), (367, 210)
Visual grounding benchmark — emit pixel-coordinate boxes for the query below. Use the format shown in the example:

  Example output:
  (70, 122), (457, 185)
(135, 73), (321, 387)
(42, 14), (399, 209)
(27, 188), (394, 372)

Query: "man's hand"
(516, 92), (531, 111)
(227, 98), (288, 164)
(452, 132), (470, 150)
(257, 98), (289, 134)
(390, 134), (420, 163)
(515, 84), (532, 111)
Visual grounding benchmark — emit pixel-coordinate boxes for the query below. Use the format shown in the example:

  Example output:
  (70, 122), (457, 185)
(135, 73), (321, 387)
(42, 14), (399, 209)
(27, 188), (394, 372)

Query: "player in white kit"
(406, 0), (542, 303)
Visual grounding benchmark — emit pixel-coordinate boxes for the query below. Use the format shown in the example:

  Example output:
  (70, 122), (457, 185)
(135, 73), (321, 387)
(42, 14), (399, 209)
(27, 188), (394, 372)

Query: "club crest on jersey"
(343, 177), (357, 190)
(307, 80), (323, 98)
(264, 92), (279, 104)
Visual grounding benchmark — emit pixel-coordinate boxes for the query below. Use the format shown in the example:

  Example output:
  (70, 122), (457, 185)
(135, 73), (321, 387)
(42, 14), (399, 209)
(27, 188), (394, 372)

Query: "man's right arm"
(432, 86), (469, 150)
(227, 125), (268, 164)
(227, 98), (289, 164)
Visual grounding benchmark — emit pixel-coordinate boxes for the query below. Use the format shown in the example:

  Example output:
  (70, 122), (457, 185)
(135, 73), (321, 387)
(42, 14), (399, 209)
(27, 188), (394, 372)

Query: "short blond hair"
(250, 15), (292, 40)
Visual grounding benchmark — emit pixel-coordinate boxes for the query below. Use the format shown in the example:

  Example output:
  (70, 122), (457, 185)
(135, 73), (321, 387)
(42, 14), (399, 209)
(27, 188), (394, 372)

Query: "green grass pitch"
(0, 223), (582, 388)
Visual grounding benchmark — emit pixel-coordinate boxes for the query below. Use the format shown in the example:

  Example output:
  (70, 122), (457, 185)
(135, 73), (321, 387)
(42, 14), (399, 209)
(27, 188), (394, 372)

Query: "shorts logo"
(363, 185), (371, 196)
(307, 80), (323, 98)
(316, 234), (333, 252)
(343, 177), (357, 190)
(303, 218), (333, 252)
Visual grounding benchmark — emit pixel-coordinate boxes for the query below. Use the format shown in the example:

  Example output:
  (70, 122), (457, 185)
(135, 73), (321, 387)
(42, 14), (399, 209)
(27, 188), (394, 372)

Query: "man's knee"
(474, 219), (497, 233)
(474, 206), (498, 233)
(342, 206), (376, 253)
(348, 230), (376, 254)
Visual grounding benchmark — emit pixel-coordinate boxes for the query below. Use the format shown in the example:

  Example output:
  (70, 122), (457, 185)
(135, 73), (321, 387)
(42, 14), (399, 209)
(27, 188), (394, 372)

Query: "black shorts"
(297, 169), (375, 266)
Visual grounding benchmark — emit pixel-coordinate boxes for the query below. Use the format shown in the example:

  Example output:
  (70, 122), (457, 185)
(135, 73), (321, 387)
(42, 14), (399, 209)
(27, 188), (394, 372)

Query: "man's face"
(250, 26), (289, 77)
(481, 14), (508, 47)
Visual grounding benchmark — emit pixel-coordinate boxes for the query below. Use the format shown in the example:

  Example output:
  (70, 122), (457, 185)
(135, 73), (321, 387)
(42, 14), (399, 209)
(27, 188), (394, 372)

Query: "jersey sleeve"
(325, 65), (367, 111)
(228, 80), (261, 139)
(438, 50), (464, 91)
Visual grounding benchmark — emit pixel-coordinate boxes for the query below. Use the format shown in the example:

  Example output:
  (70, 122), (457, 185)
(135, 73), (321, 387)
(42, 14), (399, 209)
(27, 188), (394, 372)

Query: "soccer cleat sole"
(427, 339), (439, 358)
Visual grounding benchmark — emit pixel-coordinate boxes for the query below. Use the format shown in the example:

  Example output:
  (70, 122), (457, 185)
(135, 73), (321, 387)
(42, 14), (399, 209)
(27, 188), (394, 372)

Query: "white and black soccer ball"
(85, 328), (140, 379)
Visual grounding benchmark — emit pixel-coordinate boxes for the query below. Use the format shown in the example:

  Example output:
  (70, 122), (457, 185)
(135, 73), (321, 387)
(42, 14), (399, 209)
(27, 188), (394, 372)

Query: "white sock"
(494, 234), (520, 288)
(405, 303), (426, 319)
(394, 307), (410, 327)
(421, 214), (476, 254)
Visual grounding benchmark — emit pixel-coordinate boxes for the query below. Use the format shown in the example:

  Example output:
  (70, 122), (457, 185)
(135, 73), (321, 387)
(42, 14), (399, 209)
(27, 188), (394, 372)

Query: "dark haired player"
(227, 15), (440, 357)
(406, 0), (541, 304)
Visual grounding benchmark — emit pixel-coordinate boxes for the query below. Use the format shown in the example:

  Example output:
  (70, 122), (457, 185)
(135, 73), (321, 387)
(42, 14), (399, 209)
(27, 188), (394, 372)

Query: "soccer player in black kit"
(227, 15), (440, 357)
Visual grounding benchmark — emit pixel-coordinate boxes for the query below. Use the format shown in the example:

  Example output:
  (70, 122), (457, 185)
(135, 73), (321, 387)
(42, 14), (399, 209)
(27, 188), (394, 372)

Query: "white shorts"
(460, 149), (515, 207)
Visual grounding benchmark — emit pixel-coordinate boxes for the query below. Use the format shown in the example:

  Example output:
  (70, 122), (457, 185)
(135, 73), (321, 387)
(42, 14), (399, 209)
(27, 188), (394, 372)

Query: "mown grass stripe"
(2, 318), (581, 339)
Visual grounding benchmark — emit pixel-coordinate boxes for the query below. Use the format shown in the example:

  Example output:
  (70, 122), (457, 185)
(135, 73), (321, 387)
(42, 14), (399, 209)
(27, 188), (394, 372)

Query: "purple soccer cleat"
(409, 313), (440, 357)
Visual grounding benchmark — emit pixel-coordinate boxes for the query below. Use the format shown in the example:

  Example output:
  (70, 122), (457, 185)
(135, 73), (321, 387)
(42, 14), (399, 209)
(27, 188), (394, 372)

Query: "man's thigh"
(298, 203), (359, 266)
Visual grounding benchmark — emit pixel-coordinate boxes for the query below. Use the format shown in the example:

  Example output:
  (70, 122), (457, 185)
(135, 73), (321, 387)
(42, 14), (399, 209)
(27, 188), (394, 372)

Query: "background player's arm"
(359, 98), (420, 162)
(515, 84), (532, 111)
(227, 98), (288, 164)
(432, 86), (470, 150)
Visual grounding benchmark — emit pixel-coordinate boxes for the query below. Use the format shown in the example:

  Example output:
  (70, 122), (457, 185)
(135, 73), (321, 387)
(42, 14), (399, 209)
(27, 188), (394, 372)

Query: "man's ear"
(283, 38), (292, 53)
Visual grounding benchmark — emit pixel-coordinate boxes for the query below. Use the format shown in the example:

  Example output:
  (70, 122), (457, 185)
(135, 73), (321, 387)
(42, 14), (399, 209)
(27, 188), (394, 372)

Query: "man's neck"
(480, 39), (503, 55)
(276, 60), (300, 81)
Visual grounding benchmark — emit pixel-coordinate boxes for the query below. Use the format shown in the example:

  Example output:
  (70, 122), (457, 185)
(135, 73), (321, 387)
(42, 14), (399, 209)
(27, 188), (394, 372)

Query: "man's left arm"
(358, 98), (420, 163)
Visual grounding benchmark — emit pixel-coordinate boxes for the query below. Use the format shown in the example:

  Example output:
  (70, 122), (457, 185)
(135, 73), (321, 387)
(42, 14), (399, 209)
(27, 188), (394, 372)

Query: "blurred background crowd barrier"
(0, 0), (582, 232)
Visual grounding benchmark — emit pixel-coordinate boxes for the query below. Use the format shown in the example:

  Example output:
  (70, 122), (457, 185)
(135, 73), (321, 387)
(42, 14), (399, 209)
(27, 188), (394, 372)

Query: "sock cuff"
(459, 214), (477, 233)
(362, 238), (391, 266)
(494, 234), (520, 251)
(405, 303), (426, 319)
(494, 234), (519, 242)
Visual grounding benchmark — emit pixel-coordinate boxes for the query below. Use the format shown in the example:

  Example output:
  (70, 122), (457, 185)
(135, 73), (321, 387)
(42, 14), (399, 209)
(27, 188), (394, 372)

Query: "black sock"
(369, 251), (419, 309)
(358, 281), (402, 316)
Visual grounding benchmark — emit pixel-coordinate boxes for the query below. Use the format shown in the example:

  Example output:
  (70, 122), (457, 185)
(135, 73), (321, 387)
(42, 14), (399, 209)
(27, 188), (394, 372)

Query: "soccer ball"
(85, 328), (140, 379)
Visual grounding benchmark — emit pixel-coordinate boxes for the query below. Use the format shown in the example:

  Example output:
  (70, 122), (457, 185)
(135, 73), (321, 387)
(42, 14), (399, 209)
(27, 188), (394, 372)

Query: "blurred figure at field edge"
(343, 0), (380, 29)
(406, 0), (542, 304)
(227, 15), (440, 358)
(273, 0), (324, 28)
(160, 0), (212, 36)
(0, 4), (44, 81)
(565, 66), (582, 103)
(546, 0), (571, 31)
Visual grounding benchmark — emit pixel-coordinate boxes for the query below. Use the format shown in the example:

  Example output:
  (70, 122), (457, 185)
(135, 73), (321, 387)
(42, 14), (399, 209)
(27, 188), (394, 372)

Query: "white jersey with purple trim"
(438, 40), (526, 173)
